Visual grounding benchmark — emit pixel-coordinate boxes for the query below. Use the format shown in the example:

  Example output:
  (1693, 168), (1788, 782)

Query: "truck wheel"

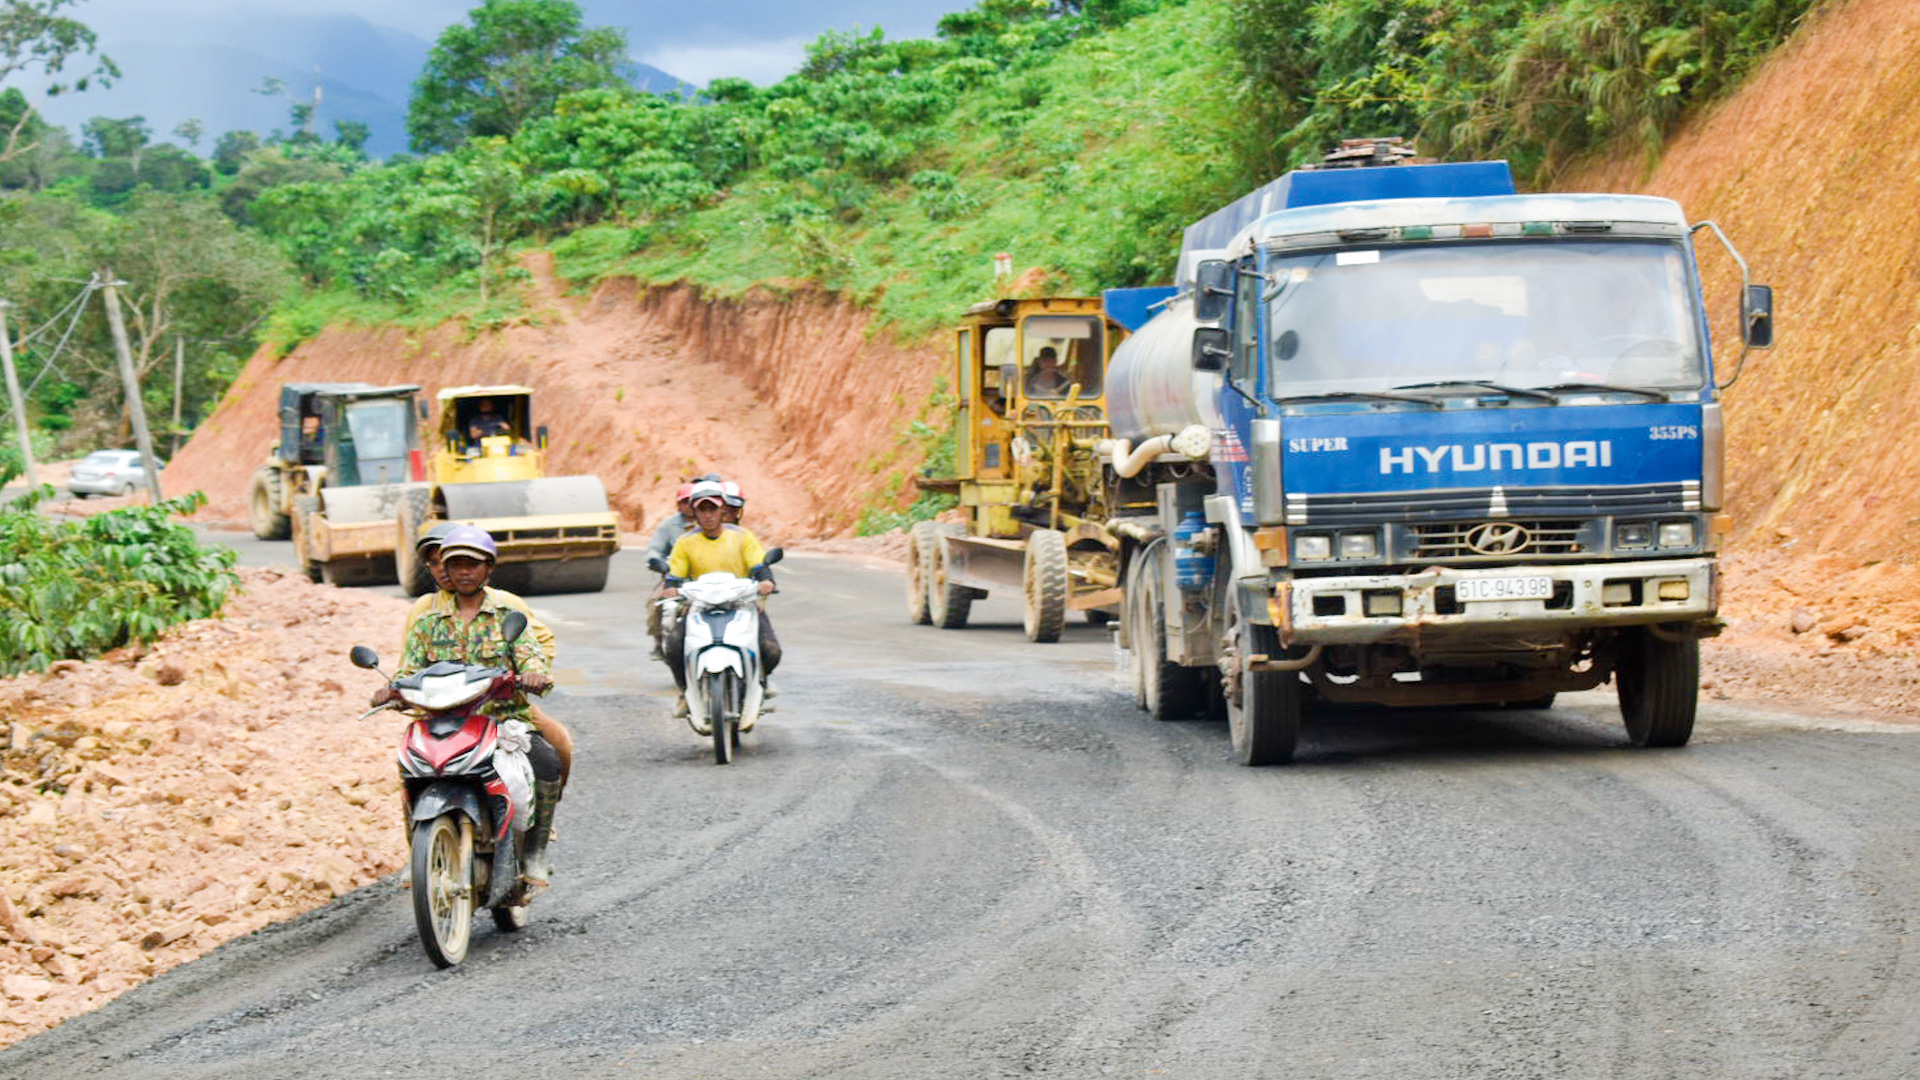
(1226, 620), (1302, 766)
(291, 495), (323, 583)
(1617, 626), (1697, 747)
(929, 524), (973, 630)
(1132, 542), (1204, 720)
(395, 490), (436, 597)
(905, 520), (937, 625)
(249, 468), (290, 540)
(1022, 528), (1068, 643)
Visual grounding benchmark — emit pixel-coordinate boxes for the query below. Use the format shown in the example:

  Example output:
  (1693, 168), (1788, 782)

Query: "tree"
(211, 129), (260, 175)
(407, 0), (630, 153)
(333, 119), (370, 156)
(171, 117), (203, 148)
(0, 0), (118, 163)
(80, 114), (148, 158)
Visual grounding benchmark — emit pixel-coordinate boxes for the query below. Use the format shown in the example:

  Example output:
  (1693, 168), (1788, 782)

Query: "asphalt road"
(7, 532), (1920, 1078)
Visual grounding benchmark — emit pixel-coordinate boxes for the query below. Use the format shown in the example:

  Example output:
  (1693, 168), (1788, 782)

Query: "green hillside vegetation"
(0, 0), (1820, 456)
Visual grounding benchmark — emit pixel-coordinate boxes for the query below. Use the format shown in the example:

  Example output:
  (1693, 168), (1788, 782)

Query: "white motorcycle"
(649, 548), (782, 764)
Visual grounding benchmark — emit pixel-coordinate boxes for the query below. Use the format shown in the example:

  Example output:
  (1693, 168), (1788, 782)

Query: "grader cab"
(393, 385), (620, 596)
(906, 296), (1127, 642)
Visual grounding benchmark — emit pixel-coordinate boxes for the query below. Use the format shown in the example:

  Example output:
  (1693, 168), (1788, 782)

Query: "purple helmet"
(436, 524), (498, 563)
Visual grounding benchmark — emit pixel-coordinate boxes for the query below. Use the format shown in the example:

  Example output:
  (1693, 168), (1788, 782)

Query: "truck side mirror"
(1192, 327), (1231, 372)
(1742, 284), (1774, 348)
(417, 400), (429, 421)
(1194, 259), (1233, 323)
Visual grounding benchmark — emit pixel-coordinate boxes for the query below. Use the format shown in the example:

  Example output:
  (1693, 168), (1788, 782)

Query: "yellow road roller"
(394, 385), (620, 596)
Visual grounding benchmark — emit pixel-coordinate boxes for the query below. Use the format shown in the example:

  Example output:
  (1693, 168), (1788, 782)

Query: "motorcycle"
(649, 548), (782, 764)
(349, 610), (548, 968)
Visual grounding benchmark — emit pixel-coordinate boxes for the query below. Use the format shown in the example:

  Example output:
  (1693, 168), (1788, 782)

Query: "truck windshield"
(1264, 239), (1706, 399)
(344, 399), (411, 460)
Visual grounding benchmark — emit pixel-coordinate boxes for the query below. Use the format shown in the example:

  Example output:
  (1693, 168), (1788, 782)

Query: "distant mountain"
(26, 13), (693, 160)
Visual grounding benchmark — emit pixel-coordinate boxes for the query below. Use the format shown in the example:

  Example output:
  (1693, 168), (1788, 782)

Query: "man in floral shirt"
(375, 525), (562, 887)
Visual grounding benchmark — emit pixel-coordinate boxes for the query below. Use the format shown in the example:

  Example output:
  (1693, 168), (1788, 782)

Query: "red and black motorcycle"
(350, 611), (545, 968)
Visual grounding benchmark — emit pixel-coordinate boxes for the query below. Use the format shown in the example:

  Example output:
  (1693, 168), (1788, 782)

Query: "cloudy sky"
(10, 0), (965, 154)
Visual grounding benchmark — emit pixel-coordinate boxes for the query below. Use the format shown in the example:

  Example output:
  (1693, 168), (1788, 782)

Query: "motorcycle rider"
(662, 482), (781, 718)
(374, 525), (565, 887)
(644, 480), (706, 660)
(720, 481), (746, 525)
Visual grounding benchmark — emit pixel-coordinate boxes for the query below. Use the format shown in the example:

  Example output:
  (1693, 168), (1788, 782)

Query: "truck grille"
(1409, 520), (1586, 559)
(1286, 481), (1697, 526)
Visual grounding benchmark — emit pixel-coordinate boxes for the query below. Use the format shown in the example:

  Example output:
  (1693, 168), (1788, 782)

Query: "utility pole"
(99, 271), (165, 504)
(170, 335), (184, 459)
(0, 300), (39, 491)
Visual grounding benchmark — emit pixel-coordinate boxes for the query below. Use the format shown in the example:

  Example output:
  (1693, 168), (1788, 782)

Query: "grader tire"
(929, 523), (973, 630)
(394, 489), (437, 597)
(1022, 529), (1069, 643)
(906, 520), (937, 625)
(249, 468), (290, 540)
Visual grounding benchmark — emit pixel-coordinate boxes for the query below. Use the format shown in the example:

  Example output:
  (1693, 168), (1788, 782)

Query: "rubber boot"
(519, 779), (563, 889)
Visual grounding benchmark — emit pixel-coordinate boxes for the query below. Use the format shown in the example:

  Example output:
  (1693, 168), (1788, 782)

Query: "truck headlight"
(1658, 521), (1696, 549)
(1295, 534), (1332, 562)
(1615, 521), (1653, 550)
(1338, 531), (1379, 560)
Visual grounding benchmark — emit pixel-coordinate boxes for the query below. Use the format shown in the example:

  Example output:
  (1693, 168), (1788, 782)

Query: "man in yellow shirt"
(662, 483), (780, 718)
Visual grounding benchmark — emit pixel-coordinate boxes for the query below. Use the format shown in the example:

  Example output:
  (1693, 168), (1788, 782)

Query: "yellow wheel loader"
(394, 385), (619, 597)
(248, 383), (426, 586)
(908, 297), (1129, 643)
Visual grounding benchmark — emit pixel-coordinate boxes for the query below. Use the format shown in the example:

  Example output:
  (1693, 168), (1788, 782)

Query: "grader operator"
(905, 296), (1133, 643)
(393, 385), (619, 596)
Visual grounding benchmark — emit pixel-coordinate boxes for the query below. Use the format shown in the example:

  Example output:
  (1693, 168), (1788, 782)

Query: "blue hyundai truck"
(1101, 139), (1774, 764)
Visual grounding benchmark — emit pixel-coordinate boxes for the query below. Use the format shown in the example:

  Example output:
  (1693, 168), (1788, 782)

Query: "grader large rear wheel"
(249, 468), (290, 540)
(1022, 528), (1068, 643)
(905, 520), (937, 625)
(929, 523), (974, 630)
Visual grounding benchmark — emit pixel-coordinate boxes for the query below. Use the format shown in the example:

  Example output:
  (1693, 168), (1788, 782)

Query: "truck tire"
(929, 524), (973, 630)
(1131, 542), (1204, 720)
(1226, 620), (1303, 766)
(249, 468), (290, 540)
(290, 495), (323, 583)
(1022, 528), (1068, 643)
(1617, 625), (1697, 747)
(905, 520), (937, 625)
(394, 489), (436, 597)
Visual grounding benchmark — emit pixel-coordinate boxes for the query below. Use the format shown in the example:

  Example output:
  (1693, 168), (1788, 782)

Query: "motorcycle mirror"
(501, 610), (528, 643)
(647, 553), (671, 574)
(349, 645), (381, 669)
(762, 547), (784, 566)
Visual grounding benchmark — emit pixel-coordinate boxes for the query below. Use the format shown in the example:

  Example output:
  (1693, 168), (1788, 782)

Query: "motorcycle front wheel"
(707, 671), (735, 765)
(411, 815), (473, 968)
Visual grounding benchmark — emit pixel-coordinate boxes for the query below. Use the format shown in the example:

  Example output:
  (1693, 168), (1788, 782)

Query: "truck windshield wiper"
(1391, 380), (1558, 403)
(1275, 390), (1442, 409)
(1535, 382), (1670, 401)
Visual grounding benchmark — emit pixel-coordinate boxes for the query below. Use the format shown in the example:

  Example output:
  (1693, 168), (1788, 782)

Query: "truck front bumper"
(1275, 557), (1716, 646)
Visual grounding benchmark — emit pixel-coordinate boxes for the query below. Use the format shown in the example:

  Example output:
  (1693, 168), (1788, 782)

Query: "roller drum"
(436, 476), (612, 520)
(1106, 296), (1224, 443)
(318, 482), (430, 528)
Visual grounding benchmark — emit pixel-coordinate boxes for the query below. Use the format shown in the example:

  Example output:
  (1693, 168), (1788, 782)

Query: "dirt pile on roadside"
(161, 256), (945, 541)
(0, 568), (408, 1047)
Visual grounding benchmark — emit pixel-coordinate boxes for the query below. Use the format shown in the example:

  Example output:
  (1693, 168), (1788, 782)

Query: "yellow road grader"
(392, 385), (619, 596)
(906, 296), (1128, 642)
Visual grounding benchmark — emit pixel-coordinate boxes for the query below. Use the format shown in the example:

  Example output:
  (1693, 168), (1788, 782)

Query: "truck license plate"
(1456, 576), (1554, 603)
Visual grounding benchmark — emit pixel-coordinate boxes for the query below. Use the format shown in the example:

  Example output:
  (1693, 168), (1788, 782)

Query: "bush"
(0, 489), (237, 674)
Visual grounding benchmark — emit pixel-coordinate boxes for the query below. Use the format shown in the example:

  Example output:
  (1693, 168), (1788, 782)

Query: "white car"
(67, 449), (155, 497)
